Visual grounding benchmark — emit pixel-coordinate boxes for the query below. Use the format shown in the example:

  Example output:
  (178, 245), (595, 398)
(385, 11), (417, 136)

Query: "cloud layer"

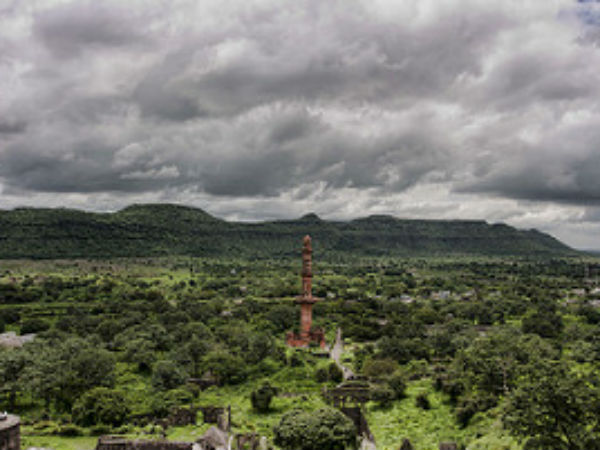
(1, 0), (600, 248)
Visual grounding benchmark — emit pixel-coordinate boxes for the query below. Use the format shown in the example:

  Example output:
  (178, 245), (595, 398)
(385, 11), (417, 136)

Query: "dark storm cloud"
(32, 1), (149, 57)
(2, 0), (600, 247)
(0, 119), (26, 134)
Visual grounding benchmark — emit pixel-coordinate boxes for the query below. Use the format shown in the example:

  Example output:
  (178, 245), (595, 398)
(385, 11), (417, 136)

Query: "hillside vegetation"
(0, 204), (577, 259)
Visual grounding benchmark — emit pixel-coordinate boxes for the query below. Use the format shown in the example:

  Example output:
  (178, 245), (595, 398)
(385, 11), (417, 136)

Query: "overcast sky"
(1, 0), (600, 249)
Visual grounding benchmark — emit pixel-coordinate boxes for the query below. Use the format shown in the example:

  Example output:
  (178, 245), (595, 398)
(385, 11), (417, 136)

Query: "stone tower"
(287, 235), (326, 348)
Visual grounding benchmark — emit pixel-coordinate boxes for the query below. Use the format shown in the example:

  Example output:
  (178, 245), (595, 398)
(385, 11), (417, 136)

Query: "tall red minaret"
(298, 235), (317, 341)
(286, 235), (326, 348)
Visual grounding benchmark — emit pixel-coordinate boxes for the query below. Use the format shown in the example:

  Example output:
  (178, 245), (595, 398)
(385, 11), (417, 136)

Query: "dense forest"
(2, 253), (600, 449)
(0, 204), (577, 259)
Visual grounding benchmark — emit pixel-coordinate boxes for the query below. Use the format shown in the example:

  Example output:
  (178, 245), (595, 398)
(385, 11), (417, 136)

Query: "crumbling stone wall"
(95, 436), (193, 450)
(0, 415), (20, 450)
(340, 407), (373, 441)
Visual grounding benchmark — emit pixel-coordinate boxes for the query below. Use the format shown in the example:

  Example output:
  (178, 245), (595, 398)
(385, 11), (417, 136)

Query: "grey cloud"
(33, 1), (149, 57)
(3, 0), (600, 248)
(583, 207), (600, 222)
(0, 119), (26, 134)
(130, 0), (510, 120)
(456, 121), (600, 204)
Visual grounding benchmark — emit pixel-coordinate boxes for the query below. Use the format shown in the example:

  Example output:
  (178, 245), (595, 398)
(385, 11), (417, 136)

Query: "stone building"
(0, 414), (20, 450)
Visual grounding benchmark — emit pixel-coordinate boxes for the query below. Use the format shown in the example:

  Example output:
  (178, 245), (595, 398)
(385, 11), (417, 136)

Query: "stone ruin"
(187, 372), (218, 391)
(95, 405), (241, 450)
(167, 408), (197, 427)
(195, 427), (227, 450)
(198, 406), (230, 432)
(0, 414), (20, 450)
(0, 332), (35, 349)
(95, 436), (193, 450)
(323, 381), (374, 442)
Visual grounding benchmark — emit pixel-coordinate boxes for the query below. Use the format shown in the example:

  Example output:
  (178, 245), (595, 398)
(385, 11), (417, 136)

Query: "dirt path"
(329, 328), (355, 380)
(330, 329), (376, 449)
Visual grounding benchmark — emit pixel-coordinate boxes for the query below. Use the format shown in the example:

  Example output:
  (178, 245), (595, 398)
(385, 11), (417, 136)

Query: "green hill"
(0, 203), (577, 259)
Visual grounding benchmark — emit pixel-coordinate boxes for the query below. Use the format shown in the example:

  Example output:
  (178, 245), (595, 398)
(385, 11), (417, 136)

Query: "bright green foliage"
(273, 407), (356, 450)
(439, 329), (557, 426)
(25, 338), (115, 411)
(72, 387), (130, 427)
(504, 363), (600, 450)
(521, 307), (564, 339)
(1, 253), (599, 450)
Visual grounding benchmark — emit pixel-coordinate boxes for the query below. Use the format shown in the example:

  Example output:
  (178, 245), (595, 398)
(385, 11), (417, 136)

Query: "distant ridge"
(0, 203), (578, 259)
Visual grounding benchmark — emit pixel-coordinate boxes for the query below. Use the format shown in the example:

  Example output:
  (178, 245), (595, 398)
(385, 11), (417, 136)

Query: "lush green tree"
(72, 387), (130, 427)
(186, 334), (208, 377)
(387, 371), (407, 400)
(0, 347), (31, 410)
(273, 407), (356, 450)
(201, 350), (246, 385)
(265, 305), (297, 332)
(122, 338), (157, 372)
(504, 363), (600, 450)
(25, 338), (115, 410)
(522, 308), (563, 339)
(246, 332), (273, 365)
(151, 360), (187, 391)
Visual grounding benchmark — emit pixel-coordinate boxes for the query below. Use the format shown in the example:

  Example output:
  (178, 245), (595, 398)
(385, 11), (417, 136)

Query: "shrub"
(56, 424), (84, 437)
(90, 424), (112, 436)
(370, 384), (395, 408)
(273, 407), (356, 450)
(251, 382), (279, 412)
(388, 371), (407, 400)
(20, 318), (50, 334)
(72, 387), (130, 427)
(151, 360), (187, 391)
(315, 366), (329, 383)
(362, 358), (397, 379)
(328, 362), (344, 383)
(415, 393), (431, 410)
(288, 351), (304, 367)
(201, 351), (246, 385)
(0, 309), (20, 325)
